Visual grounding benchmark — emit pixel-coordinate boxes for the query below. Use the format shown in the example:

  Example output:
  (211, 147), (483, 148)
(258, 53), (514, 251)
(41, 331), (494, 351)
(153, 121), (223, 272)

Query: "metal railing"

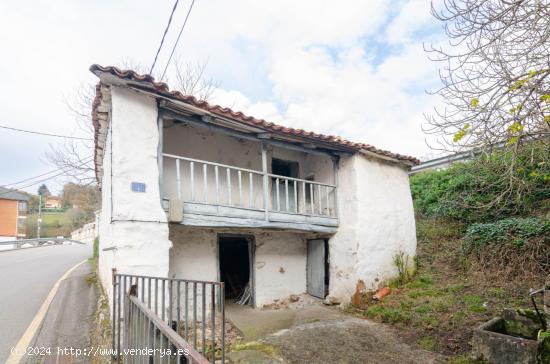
(163, 153), (337, 217)
(0, 238), (84, 250)
(125, 292), (209, 363)
(113, 273), (225, 363)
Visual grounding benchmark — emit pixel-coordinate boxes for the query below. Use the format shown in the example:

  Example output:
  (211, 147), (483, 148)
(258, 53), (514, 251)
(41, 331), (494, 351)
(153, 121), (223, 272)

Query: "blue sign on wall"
(131, 182), (146, 193)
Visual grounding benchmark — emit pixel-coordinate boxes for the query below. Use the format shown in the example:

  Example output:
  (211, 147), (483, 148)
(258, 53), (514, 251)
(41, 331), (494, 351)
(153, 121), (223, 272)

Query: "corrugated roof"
(0, 187), (30, 201)
(90, 64), (420, 165)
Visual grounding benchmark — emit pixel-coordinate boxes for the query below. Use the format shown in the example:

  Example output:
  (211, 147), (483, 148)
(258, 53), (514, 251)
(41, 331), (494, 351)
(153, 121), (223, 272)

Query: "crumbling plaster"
(169, 225), (312, 307)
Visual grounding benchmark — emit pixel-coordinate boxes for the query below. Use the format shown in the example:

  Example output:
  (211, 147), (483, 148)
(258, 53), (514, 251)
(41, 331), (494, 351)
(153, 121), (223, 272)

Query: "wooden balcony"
(162, 153), (338, 233)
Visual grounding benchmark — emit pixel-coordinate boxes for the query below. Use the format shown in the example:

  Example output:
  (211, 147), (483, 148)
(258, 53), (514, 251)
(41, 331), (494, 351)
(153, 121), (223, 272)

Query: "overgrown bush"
(411, 142), (550, 223)
(463, 217), (550, 251)
(462, 217), (550, 276)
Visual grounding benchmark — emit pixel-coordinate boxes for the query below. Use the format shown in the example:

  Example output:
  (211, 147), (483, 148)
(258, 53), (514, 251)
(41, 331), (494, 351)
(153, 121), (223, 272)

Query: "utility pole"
(37, 194), (42, 239)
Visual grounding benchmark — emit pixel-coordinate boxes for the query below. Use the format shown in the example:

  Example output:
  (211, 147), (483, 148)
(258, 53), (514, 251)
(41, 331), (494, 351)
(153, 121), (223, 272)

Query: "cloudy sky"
(0, 0), (445, 194)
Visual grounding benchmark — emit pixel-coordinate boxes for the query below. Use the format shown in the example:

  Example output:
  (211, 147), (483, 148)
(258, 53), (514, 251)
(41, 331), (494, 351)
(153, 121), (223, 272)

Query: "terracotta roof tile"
(90, 64), (420, 165)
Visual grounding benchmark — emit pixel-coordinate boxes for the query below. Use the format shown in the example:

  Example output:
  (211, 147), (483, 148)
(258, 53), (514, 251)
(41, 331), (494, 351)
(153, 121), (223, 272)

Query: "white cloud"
(0, 0), (444, 193)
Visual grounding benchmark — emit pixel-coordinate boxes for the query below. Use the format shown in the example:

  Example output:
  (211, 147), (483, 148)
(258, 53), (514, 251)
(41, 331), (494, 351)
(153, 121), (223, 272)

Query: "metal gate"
(112, 271), (225, 363)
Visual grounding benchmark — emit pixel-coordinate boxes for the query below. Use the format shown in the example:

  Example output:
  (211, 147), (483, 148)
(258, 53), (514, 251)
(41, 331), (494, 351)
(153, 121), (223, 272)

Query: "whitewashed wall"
(328, 153), (417, 304)
(98, 86), (172, 305)
(95, 86), (416, 309)
(169, 225), (307, 307)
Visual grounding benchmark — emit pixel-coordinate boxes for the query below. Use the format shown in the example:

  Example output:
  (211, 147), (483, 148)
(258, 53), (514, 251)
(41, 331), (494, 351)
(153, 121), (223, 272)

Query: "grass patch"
(232, 341), (280, 357)
(418, 336), (436, 350)
(352, 215), (544, 358)
(365, 305), (412, 324)
(464, 295), (486, 313)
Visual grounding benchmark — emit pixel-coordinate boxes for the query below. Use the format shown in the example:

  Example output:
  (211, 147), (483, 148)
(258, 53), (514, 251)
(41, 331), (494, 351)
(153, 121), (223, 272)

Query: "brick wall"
(0, 199), (17, 237)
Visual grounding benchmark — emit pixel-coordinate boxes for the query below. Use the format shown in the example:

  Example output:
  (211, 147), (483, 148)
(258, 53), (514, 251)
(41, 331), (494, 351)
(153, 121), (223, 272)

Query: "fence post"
(111, 268), (118, 362)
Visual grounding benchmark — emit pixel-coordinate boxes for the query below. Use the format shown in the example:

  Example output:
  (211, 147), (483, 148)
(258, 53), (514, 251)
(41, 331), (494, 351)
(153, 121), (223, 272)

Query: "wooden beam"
(160, 109), (341, 157)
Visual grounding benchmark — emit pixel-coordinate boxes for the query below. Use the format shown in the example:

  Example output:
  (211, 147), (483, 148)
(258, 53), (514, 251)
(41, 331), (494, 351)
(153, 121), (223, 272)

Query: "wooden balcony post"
(261, 142), (269, 221)
(332, 156), (339, 218)
(157, 116), (164, 198)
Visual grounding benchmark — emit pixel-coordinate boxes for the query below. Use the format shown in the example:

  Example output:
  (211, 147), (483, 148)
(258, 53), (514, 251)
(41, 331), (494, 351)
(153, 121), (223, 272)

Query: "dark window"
(271, 158), (299, 178)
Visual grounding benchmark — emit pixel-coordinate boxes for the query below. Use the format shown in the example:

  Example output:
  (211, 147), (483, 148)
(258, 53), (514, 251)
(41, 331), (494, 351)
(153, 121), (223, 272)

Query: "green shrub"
(93, 237), (99, 260)
(410, 142), (550, 223)
(462, 217), (550, 252)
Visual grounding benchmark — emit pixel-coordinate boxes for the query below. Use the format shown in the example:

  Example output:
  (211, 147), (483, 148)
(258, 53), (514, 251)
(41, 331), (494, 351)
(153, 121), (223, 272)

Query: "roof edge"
(89, 64), (420, 166)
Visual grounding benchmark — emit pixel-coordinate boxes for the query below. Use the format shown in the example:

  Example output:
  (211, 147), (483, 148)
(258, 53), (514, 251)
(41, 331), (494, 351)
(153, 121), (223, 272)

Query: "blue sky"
(0, 0), (445, 195)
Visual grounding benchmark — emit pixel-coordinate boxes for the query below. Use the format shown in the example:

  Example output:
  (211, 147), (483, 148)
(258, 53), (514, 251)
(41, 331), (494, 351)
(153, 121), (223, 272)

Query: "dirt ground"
(226, 300), (446, 364)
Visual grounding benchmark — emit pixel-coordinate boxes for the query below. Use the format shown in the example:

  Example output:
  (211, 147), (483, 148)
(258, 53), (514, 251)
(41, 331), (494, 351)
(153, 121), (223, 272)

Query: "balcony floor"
(177, 202), (338, 233)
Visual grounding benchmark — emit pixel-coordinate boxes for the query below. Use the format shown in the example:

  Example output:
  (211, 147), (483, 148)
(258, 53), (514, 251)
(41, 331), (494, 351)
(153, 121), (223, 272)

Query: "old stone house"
(91, 65), (419, 308)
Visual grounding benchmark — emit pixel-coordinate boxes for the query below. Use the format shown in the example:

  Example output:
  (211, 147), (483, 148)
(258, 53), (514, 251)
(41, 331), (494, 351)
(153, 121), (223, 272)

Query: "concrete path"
(0, 244), (91, 362)
(25, 261), (98, 363)
(226, 302), (446, 364)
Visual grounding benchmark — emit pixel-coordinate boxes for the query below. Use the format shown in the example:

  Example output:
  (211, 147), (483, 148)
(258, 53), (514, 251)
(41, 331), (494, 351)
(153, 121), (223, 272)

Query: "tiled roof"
(90, 64), (420, 165)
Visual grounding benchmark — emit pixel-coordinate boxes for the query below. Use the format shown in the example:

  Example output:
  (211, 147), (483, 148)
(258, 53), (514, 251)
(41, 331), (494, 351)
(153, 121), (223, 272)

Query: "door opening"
(218, 235), (254, 305)
(307, 239), (329, 299)
(271, 158), (299, 212)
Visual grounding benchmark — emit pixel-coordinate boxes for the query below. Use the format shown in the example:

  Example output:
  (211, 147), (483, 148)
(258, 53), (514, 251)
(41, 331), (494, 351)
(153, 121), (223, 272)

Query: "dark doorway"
(271, 158), (299, 212)
(218, 236), (253, 305)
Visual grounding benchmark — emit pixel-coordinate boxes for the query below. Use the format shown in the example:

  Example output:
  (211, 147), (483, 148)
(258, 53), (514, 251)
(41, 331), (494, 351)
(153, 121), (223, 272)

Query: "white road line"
(5, 259), (88, 364)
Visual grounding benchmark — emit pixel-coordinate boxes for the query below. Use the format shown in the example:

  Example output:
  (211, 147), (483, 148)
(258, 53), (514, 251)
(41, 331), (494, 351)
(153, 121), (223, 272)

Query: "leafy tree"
(37, 184), (51, 197)
(61, 182), (100, 217)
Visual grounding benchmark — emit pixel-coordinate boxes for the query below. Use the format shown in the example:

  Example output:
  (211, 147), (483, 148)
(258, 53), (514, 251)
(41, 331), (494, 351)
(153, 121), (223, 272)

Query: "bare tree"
(173, 57), (220, 100)
(425, 0), (550, 210)
(47, 58), (219, 185)
(426, 0), (550, 151)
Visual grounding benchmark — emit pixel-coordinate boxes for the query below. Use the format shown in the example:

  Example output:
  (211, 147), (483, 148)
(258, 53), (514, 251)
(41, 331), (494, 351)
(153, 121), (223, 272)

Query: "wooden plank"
(249, 172), (253, 208)
(276, 178), (280, 211)
(158, 117), (164, 198)
(176, 159), (181, 200)
(294, 181), (298, 213)
(302, 181), (306, 215)
(318, 184), (322, 215)
(307, 239), (325, 298)
(190, 161), (195, 201)
(238, 170), (243, 206)
(285, 179), (289, 211)
(203, 164), (208, 203)
(226, 168), (232, 205)
(261, 143), (269, 221)
(309, 183), (314, 214)
(333, 157), (339, 218)
(215, 166), (219, 204)
(326, 186), (330, 216)
(181, 202), (338, 226)
(181, 213), (338, 233)
(269, 211), (339, 226)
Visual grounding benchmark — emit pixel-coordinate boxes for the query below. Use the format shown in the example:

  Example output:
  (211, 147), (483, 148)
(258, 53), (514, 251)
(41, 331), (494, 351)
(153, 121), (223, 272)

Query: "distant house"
(44, 196), (62, 209)
(0, 187), (29, 241)
(91, 65), (420, 308)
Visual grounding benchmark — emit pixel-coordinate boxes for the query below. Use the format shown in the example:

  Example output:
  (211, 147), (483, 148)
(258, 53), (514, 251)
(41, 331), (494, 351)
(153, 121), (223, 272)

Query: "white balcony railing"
(162, 153), (337, 218)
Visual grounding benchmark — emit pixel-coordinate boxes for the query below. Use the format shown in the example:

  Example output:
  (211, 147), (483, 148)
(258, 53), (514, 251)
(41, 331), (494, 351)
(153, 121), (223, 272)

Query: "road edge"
(5, 259), (88, 364)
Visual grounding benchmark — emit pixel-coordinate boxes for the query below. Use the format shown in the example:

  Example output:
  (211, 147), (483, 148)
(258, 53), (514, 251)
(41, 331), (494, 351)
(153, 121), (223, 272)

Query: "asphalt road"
(0, 244), (91, 362)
